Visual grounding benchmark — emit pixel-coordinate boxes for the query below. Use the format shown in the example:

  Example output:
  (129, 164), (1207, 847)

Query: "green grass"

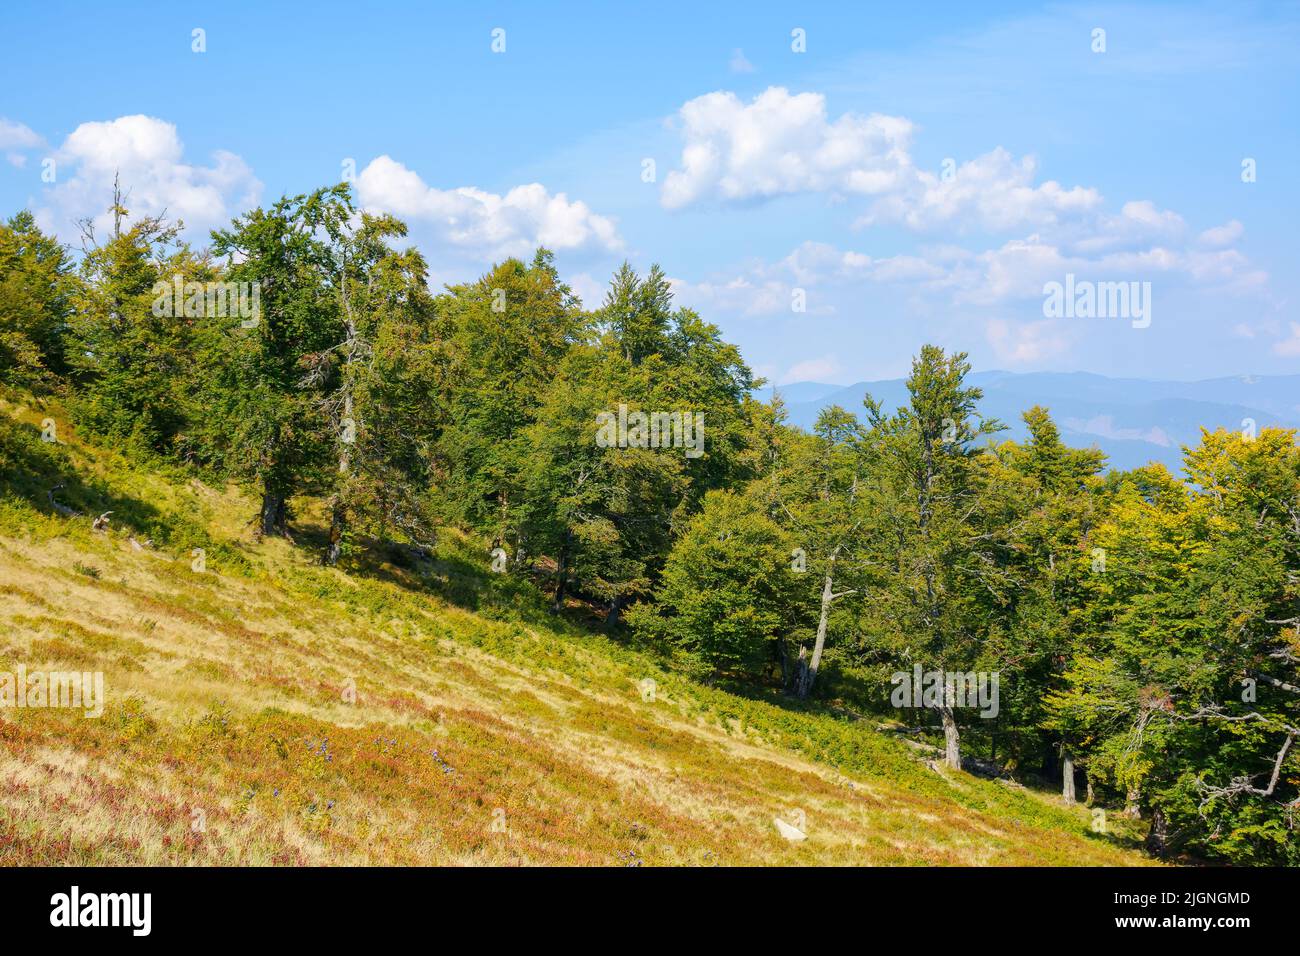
(0, 389), (1152, 866)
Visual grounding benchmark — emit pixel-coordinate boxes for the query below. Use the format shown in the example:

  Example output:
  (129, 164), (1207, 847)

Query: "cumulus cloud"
(860, 147), (1101, 233)
(660, 87), (916, 210)
(659, 88), (1102, 237)
(355, 155), (622, 260)
(657, 86), (1253, 290)
(0, 118), (43, 167)
(35, 115), (261, 240)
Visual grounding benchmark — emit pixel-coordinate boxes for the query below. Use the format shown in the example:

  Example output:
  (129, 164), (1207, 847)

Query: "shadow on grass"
(0, 415), (168, 538)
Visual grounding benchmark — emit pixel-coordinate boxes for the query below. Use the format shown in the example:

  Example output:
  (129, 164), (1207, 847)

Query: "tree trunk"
(1123, 786), (1141, 818)
(1085, 776), (1095, 806)
(1145, 808), (1169, 857)
(939, 704), (962, 770)
(791, 646), (809, 695)
(552, 540), (568, 612)
(798, 553), (837, 699)
(1061, 746), (1076, 804)
(324, 497), (345, 566)
(260, 491), (287, 537)
(605, 594), (626, 631)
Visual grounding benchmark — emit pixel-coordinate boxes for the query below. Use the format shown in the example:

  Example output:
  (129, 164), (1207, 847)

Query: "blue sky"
(2, 0), (1297, 384)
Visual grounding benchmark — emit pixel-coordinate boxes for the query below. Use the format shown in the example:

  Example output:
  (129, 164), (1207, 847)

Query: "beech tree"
(308, 212), (445, 565)
(855, 346), (1009, 769)
(763, 405), (867, 698)
(626, 488), (804, 679)
(200, 186), (349, 536)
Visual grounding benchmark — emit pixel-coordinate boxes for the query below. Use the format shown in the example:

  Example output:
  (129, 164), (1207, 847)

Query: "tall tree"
(199, 185), (349, 536)
(763, 405), (867, 698)
(304, 211), (445, 565)
(993, 406), (1107, 796)
(64, 186), (204, 455)
(856, 346), (1008, 769)
(434, 249), (588, 545)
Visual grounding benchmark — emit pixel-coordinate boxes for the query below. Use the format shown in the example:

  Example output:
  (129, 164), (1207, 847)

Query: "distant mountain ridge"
(759, 371), (1300, 472)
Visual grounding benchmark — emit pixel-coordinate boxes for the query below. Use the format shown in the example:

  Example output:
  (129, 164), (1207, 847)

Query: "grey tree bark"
(1061, 746), (1076, 803)
(797, 547), (857, 699)
(939, 704), (962, 770)
(798, 555), (836, 699)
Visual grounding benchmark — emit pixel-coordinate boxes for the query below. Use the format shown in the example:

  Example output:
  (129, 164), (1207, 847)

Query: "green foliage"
(627, 488), (803, 678)
(196, 185), (352, 523)
(62, 201), (204, 455)
(0, 211), (76, 386)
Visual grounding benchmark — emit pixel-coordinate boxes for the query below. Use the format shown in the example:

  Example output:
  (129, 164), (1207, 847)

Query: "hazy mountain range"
(760, 371), (1300, 473)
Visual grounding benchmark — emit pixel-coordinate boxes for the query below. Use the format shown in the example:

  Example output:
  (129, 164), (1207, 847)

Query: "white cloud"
(986, 317), (1073, 364)
(0, 118), (42, 149)
(0, 118), (43, 167)
(667, 240), (948, 319)
(35, 115), (261, 240)
(861, 147), (1101, 233)
(1064, 200), (1186, 255)
(934, 233), (1265, 307)
(355, 155), (622, 260)
(660, 88), (1102, 236)
(657, 86), (1259, 301)
(779, 240), (944, 285)
(668, 273), (796, 317)
(1198, 219), (1244, 249)
(660, 87), (916, 209)
(781, 356), (842, 383)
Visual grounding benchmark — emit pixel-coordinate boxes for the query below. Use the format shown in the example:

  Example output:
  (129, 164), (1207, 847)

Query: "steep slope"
(0, 394), (1150, 866)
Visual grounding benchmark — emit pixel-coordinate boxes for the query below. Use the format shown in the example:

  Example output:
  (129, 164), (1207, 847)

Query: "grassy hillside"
(0, 391), (1152, 866)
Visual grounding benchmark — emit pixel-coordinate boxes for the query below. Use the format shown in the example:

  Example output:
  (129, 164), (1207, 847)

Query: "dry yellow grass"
(0, 398), (1152, 866)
